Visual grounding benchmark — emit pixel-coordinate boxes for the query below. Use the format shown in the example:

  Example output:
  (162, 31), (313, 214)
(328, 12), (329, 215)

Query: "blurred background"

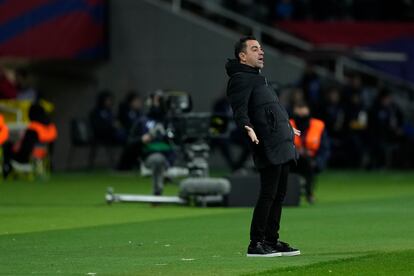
(1, 0), (414, 194)
(1, 1), (414, 274)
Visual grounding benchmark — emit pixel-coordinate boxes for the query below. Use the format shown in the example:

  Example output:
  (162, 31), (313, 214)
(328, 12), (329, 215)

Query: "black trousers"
(250, 162), (290, 243)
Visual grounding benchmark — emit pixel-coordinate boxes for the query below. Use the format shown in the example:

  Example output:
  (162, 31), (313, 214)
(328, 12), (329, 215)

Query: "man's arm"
(227, 75), (257, 143)
(227, 75), (253, 130)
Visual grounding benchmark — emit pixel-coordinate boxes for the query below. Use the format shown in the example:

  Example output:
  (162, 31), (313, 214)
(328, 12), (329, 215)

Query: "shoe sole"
(281, 250), (300, 257)
(246, 252), (282, 257)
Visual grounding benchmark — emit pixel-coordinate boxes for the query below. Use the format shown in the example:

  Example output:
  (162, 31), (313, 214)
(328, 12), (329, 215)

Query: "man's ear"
(239, 52), (246, 62)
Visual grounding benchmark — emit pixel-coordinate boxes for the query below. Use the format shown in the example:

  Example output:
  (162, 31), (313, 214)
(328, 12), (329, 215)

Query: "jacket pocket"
(265, 108), (277, 132)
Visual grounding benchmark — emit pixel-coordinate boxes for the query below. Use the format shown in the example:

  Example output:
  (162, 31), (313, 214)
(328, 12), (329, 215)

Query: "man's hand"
(293, 127), (301, 136)
(245, 125), (259, 144)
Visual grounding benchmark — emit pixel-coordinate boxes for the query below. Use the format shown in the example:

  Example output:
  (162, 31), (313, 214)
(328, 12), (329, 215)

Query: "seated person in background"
(90, 91), (125, 145)
(368, 88), (404, 169)
(117, 91), (143, 133)
(299, 63), (322, 111)
(343, 91), (368, 168)
(116, 92), (144, 171)
(2, 103), (57, 178)
(128, 92), (175, 195)
(290, 102), (330, 204)
(318, 87), (346, 167)
(286, 87), (306, 116)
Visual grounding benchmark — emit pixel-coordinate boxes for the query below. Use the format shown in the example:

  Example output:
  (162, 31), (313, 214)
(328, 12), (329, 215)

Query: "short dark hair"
(234, 35), (257, 61)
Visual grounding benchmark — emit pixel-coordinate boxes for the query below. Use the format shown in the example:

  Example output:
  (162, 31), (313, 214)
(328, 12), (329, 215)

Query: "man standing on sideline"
(226, 36), (301, 257)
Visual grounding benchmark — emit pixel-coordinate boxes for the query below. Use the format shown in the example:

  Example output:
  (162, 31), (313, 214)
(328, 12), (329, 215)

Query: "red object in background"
(0, 114), (10, 145)
(276, 21), (414, 84)
(0, 0), (107, 59)
(0, 72), (17, 99)
(0, 12), (104, 59)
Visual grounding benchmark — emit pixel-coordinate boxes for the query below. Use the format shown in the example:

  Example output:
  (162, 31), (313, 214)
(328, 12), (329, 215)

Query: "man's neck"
(240, 61), (261, 72)
(240, 61), (253, 68)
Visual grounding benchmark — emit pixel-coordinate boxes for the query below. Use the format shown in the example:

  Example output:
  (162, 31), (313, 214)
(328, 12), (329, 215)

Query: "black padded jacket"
(225, 59), (297, 168)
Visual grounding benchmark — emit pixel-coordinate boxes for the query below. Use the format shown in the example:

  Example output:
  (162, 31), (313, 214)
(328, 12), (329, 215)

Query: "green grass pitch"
(0, 170), (414, 275)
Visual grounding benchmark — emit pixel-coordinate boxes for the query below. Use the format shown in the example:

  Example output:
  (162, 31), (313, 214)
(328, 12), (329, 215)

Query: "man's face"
(239, 40), (264, 69)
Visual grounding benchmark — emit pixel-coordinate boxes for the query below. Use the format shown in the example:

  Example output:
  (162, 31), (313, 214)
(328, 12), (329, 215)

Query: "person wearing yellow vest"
(290, 102), (330, 204)
(2, 103), (57, 178)
(0, 114), (9, 146)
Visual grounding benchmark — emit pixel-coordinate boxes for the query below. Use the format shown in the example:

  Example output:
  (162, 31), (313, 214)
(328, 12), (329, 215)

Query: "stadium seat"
(9, 144), (52, 181)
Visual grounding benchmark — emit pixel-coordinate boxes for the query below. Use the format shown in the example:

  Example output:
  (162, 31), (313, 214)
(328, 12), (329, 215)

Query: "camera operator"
(128, 91), (176, 195)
